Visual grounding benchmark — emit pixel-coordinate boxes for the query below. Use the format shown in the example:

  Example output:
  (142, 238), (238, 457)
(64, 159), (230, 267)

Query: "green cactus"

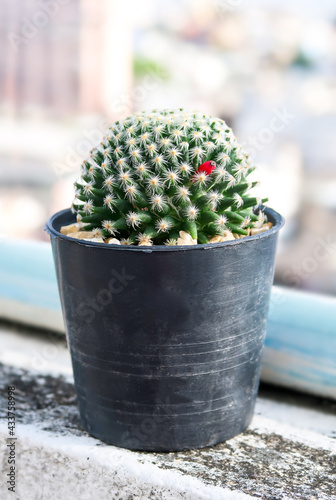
(72, 109), (268, 245)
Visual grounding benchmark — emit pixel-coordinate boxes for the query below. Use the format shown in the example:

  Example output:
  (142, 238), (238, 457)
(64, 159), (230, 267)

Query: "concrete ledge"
(0, 359), (335, 500)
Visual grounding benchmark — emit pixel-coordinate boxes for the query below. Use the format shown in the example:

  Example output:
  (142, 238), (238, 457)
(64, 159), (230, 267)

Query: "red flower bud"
(196, 160), (216, 176)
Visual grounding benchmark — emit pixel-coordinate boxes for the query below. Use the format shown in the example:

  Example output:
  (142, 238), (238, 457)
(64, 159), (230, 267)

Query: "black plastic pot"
(46, 207), (284, 451)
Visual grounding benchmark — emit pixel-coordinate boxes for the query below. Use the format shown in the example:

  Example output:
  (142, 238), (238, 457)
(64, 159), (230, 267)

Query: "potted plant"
(46, 109), (284, 451)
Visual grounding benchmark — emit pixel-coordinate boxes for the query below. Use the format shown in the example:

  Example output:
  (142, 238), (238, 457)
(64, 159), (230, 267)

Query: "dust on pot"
(46, 109), (284, 451)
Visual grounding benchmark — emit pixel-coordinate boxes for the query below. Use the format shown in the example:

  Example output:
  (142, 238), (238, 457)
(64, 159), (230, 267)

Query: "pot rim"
(45, 206), (284, 253)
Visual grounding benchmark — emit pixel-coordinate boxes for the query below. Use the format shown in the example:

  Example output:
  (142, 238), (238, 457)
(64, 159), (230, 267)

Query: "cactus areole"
(72, 109), (269, 245)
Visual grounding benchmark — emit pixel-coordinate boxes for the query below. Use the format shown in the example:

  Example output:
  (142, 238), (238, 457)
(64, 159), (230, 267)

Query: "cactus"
(72, 109), (268, 245)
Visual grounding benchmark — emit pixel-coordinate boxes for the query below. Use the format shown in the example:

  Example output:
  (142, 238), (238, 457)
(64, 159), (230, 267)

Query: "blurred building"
(0, 0), (336, 294)
(0, 0), (133, 118)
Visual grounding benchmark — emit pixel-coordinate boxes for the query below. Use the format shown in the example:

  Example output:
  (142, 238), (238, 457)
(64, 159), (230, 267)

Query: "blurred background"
(1, 0), (336, 295)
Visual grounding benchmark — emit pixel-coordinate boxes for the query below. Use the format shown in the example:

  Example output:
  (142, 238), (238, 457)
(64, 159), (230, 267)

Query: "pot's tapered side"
(46, 207), (284, 451)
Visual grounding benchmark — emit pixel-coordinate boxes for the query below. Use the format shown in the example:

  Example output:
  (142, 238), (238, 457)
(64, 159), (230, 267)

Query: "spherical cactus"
(71, 109), (268, 245)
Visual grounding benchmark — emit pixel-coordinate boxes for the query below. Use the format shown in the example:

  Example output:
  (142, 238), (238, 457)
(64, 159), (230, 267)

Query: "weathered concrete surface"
(0, 363), (335, 500)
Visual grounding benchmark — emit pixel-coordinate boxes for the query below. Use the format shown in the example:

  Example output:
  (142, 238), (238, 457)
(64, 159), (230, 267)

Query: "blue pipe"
(0, 239), (335, 399)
